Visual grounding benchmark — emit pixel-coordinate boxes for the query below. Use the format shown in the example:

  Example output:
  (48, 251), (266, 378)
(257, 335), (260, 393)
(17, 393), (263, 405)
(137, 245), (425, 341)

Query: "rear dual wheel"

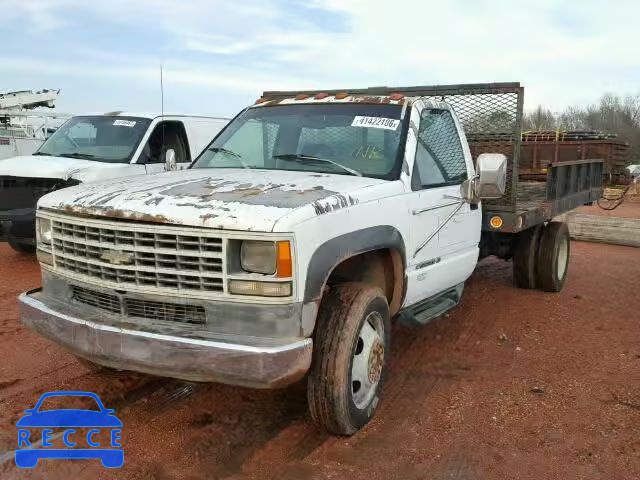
(536, 222), (570, 292)
(512, 221), (570, 293)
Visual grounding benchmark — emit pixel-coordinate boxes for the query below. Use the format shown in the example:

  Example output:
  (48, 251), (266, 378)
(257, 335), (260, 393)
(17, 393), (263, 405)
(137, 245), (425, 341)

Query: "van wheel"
(8, 236), (35, 254)
(307, 283), (390, 435)
(513, 225), (542, 289)
(536, 222), (570, 292)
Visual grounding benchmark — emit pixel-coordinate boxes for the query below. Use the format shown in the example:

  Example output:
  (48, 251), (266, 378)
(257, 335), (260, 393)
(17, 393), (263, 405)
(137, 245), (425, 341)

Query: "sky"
(2, 0), (639, 117)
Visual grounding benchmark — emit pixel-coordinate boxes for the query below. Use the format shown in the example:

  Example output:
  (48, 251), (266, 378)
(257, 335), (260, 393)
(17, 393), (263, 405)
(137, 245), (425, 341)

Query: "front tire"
(307, 283), (390, 435)
(536, 222), (570, 292)
(8, 236), (35, 254)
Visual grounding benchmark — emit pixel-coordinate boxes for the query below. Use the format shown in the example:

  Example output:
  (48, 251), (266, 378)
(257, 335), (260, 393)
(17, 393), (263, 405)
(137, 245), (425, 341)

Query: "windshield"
(193, 103), (407, 179)
(35, 115), (152, 163)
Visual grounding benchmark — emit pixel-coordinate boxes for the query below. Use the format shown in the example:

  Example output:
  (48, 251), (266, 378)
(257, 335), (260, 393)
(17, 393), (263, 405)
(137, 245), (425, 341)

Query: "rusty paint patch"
(175, 202), (209, 209)
(61, 204), (172, 224)
(157, 178), (337, 208)
(355, 96), (382, 104)
(314, 92), (329, 100)
(389, 92), (405, 101)
(312, 194), (358, 215)
(334, 92), (349, 99)
(144, 197), (163, 206)
(200, 213), (219, 222)
(295, 93), (310, 100)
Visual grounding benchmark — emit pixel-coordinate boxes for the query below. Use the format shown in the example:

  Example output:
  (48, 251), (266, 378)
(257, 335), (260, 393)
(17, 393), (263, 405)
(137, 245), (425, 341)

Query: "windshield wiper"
(32, 151), (48, 156)
(206, 147), (251, 169)
(273, 153), (362, 177)
(58, 152), (96, 160)
(207, 147), (242, 158)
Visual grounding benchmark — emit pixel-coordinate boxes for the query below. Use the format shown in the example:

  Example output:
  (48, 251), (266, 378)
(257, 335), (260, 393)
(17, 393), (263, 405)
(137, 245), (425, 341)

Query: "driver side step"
(397, 283), (464, 326)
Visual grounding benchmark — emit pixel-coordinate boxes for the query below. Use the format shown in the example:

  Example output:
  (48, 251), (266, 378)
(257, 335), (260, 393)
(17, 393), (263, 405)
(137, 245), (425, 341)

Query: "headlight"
(37, 218), (52, 246)
(241, 241), (276, 274)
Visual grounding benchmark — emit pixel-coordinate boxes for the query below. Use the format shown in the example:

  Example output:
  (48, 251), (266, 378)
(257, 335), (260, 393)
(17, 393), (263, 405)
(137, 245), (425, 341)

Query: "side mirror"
(474, 153), (507, 199)
(165, 149), (177, 171)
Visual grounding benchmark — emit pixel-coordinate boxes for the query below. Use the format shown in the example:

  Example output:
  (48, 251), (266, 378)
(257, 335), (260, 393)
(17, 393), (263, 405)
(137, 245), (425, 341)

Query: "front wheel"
(307, 283), (390, 435)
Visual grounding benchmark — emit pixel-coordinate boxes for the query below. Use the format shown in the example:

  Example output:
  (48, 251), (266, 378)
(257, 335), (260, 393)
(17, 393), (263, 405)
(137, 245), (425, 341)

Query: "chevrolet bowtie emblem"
(100, 249), (134, 265)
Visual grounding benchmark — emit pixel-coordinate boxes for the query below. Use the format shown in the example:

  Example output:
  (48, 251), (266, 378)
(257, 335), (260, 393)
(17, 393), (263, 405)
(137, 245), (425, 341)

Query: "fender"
(303, 225), (406, 303)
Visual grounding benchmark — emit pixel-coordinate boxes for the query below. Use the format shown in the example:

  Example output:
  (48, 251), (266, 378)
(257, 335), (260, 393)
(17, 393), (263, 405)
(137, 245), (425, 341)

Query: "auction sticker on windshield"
(113, 120), (136, 127)
(351, 116), (400, 130)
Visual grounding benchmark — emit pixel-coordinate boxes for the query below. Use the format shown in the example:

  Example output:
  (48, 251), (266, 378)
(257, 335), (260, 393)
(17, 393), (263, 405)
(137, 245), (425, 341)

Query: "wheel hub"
(367, 339), (385, 383)
(351, 311), (385, 409)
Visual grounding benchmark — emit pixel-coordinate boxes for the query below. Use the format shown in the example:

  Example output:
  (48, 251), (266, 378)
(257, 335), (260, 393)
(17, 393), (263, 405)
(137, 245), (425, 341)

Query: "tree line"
(523, 93), (640, 165)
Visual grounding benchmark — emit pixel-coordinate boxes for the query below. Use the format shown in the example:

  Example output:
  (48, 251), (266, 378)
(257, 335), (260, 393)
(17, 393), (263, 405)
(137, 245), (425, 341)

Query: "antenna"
(160, 64), (165, 168)
(160, 64), (164, 118)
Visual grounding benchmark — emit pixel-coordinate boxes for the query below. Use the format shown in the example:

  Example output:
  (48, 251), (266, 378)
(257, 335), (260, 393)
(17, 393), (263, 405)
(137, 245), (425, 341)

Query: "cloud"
(2, 0), (639, 115)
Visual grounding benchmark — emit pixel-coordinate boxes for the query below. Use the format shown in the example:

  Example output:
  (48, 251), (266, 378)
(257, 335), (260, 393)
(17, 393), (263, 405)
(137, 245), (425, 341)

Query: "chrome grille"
(71, 286), (206, 325)
(71, 285), (121, 314)
(52, 218), (224, 293)
(124, 298), (205, 324)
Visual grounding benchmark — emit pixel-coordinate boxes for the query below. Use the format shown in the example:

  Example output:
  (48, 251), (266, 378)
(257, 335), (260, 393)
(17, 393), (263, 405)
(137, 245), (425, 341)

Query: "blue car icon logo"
(15, 391), (123, 468)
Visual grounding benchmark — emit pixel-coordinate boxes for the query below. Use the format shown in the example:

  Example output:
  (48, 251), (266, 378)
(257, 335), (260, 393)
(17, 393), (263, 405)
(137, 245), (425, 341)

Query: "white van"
(0, 112), (229, 252)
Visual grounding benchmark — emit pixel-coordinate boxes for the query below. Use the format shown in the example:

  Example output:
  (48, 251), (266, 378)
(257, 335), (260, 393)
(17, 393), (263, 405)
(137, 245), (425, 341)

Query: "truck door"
(137, 120), (191, 173)
(404, 104), (480, 307)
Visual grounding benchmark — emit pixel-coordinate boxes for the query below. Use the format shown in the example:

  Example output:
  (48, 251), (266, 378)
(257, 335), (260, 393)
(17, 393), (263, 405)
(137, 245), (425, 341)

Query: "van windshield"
(35, 116), (151, 163)
(193, 104), (407, 179)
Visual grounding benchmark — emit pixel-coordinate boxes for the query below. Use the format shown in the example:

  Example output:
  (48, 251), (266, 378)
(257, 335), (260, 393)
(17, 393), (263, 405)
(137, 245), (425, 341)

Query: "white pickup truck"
(0, 112), (228, 252)
(19, 83), (603, 435)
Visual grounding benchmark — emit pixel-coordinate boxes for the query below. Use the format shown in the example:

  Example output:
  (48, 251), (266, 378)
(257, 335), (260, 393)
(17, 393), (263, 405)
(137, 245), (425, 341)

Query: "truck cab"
(0, 112), (228, 252)
(20, 84), (598, 435)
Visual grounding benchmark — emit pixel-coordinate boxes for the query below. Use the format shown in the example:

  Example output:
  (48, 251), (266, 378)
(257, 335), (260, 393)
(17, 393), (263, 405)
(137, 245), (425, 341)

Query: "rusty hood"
(38, 168), (391, 232)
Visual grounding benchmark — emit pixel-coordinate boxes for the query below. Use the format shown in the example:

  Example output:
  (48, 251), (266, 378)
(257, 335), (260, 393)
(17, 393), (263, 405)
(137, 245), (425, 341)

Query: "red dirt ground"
(1, 239), (639, 480)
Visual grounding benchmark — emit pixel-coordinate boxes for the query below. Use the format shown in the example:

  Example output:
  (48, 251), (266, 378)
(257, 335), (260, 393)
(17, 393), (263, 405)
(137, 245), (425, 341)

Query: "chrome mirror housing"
(475, 153), (507, 199)
(165, 149), (177, 171)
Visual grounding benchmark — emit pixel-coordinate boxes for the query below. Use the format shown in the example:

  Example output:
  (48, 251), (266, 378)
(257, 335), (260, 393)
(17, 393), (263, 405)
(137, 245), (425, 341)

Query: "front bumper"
(19, 289), (313, 388)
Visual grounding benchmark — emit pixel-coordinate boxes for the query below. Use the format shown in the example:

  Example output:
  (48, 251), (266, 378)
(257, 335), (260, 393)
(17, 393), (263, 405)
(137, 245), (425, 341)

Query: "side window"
(412, 109), (467, 190)
(140, 121), (190, 164)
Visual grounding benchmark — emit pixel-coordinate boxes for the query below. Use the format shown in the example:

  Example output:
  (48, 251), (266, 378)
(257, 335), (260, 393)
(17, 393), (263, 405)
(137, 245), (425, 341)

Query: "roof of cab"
(98, 110), (229, 120)
(252, 93), (407, 108)
(84, 111), (230, 121)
